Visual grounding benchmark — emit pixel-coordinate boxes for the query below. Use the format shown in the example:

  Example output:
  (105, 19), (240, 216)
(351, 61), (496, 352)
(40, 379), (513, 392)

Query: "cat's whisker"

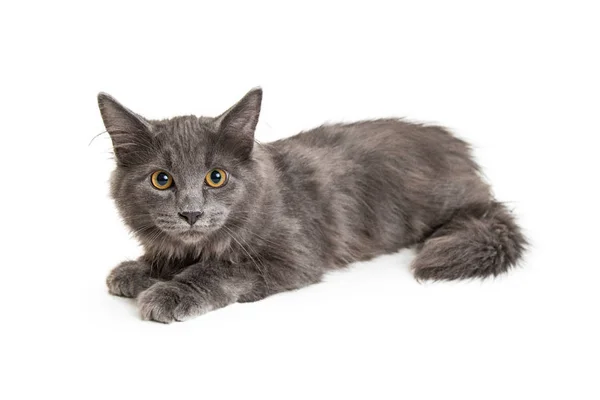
(88, 130), (108, 146)
(222, 226), (270, 290)
(225, 221), (282, 248)
(128, 225), (155, 238)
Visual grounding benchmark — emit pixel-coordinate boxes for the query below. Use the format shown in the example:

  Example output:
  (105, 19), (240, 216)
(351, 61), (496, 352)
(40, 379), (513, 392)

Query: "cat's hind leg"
(412, 201), (527, 281)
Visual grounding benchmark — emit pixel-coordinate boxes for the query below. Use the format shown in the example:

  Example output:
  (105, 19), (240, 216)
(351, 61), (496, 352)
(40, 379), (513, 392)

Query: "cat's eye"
(151, 170), (174, 190)
(205, 168), (228, 188)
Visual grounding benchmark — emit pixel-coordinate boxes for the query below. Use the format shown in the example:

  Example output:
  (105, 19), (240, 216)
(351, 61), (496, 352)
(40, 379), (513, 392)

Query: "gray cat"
(98, 88), (526, 323)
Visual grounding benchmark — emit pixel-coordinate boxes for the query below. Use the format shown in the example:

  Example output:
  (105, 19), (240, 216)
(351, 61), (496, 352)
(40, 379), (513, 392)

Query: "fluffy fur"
(98, 88), (527, 323)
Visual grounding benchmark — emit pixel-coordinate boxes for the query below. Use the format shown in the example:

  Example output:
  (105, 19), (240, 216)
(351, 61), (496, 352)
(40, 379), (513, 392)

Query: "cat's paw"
(106, 261), (155, 298)
(137, 281), (210, 323)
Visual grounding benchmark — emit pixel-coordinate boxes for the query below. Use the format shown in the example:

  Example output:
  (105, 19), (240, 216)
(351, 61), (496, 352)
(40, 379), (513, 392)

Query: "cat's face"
(98, 89), (262, 245)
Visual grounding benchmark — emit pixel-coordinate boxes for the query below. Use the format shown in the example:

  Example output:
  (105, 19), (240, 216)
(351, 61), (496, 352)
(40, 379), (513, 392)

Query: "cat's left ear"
(215, 87), (262, 158)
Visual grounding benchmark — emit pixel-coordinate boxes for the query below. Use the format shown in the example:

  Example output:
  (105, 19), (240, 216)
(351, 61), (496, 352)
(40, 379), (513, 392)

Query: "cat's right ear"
(97, 93), (153, 166)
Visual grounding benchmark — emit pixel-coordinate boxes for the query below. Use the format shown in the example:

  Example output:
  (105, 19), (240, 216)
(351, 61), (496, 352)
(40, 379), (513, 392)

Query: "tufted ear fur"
(97, 93), (154, 166)
(215, 87), (262, 159)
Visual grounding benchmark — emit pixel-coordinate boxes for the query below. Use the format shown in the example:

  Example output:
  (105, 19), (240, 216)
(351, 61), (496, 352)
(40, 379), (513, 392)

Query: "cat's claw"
(137, 281), (209, 323)
(106, 261), (155, 298)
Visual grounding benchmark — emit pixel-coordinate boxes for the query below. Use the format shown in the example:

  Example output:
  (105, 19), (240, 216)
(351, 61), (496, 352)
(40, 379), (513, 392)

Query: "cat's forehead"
(152, 115), (216, 140)
(150, 116), (229, 169)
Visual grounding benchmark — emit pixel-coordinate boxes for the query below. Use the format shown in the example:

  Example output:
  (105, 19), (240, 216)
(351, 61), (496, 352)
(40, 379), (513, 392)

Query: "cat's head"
(98, 88), (263, 246)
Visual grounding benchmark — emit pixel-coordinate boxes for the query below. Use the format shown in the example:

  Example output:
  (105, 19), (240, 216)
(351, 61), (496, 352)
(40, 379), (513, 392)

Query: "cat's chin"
(173, 227), (215, 244)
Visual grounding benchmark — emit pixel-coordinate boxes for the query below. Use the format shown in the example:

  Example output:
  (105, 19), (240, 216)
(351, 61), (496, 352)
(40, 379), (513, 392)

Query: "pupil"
(211, 170), (221, 182)
(157, 173), (169, 185)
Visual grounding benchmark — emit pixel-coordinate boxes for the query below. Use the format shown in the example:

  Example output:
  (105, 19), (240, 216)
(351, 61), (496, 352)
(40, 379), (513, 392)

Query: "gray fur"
(98, 88), (527, 323)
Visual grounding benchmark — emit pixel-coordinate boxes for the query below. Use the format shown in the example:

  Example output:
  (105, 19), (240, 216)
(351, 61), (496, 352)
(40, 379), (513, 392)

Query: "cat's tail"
(412, 201), (527, 281)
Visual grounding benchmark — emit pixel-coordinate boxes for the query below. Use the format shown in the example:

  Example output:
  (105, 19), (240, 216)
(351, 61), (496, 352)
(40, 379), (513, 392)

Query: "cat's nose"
(178, 211), (204, 226)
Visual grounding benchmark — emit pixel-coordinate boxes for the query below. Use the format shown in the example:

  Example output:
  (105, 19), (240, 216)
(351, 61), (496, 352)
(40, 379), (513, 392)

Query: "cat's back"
(267, 118), (479, 176)
(265, 118), (489, 220)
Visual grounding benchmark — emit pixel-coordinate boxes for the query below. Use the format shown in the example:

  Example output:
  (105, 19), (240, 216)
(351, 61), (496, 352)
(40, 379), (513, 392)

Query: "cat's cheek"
(143, 187), (177, 206)
(205, 183), (239, 206)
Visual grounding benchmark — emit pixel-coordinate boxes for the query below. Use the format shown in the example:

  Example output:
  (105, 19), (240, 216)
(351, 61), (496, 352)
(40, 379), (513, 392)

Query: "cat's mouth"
(153, 212), (227, 240)
(178, 224), (213, 234)
(175, 222), (222, 239)
(153, 222), (211, 239)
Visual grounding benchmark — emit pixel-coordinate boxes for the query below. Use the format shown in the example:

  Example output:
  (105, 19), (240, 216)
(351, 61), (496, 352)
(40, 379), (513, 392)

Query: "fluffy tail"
(412, 201), (527, 281)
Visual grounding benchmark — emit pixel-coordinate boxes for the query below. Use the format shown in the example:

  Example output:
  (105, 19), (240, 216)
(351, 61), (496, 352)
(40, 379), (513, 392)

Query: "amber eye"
(151, 170), (173, 190)
(205, 168), (228, 188)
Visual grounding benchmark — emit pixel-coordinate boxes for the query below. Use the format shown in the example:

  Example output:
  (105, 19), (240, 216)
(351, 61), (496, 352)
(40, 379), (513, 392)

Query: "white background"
(1, 1), (599, 399)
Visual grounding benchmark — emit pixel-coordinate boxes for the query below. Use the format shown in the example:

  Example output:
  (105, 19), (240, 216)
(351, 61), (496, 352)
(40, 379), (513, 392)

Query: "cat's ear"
(215, 87), (262, 158)
(97, 93), (154, 166)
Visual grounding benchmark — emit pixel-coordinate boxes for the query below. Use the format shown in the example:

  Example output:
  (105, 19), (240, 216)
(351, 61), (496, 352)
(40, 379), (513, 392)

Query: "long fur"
(98, 88), (527, 323)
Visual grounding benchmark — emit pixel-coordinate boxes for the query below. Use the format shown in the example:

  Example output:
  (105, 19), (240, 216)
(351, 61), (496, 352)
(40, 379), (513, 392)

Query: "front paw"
(137, 281), (210, 323)
(106, 261), (155, 298)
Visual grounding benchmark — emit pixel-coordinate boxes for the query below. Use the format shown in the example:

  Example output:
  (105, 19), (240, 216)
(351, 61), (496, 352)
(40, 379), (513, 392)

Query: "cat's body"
(99, 88), (526, 323)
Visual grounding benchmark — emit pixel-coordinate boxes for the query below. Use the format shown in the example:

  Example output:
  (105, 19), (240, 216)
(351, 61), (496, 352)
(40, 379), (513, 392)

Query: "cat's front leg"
(137, 263), (253, 323)
(106, 260), (158, 298)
